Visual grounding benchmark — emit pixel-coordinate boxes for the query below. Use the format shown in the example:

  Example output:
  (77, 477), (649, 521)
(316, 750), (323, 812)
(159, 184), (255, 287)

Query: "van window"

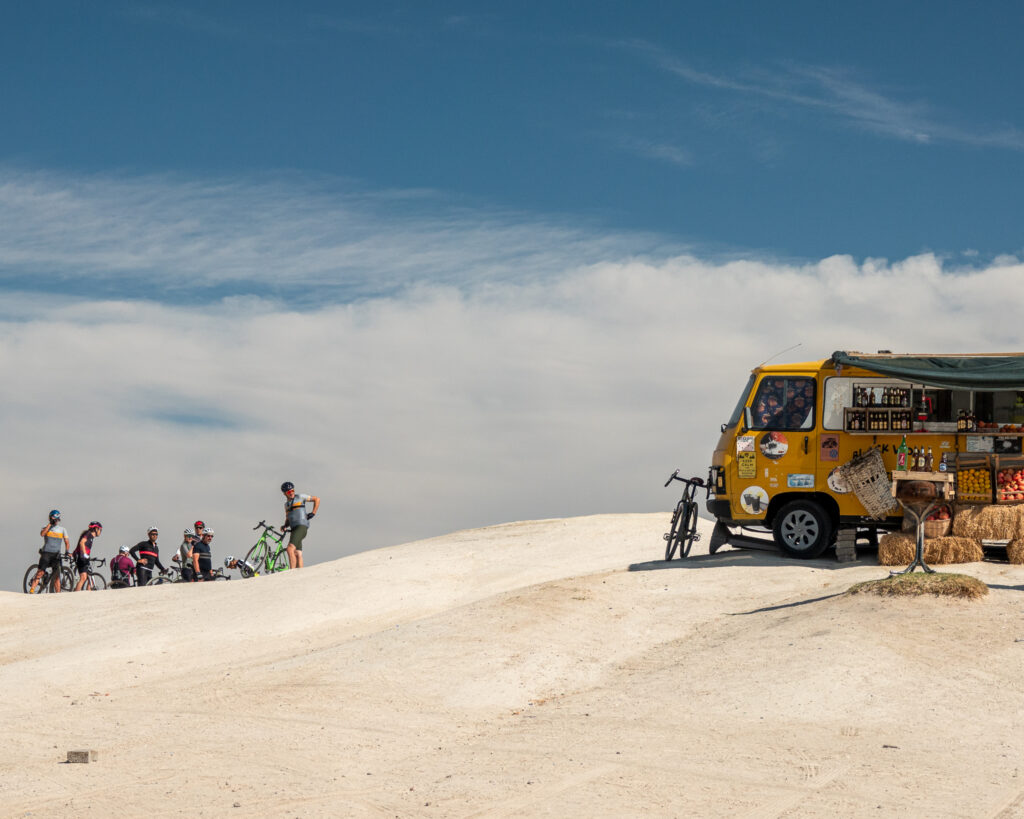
(750, 376), (816, 430)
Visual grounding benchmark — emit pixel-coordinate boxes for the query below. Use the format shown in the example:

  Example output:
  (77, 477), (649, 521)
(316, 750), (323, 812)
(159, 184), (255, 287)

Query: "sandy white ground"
(4, 513), (1024, 817)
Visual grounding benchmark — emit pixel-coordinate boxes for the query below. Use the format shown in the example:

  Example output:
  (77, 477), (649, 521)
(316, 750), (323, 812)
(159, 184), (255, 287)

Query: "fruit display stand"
(995, 456), (1024, 503)
(889, 471), (956, 575)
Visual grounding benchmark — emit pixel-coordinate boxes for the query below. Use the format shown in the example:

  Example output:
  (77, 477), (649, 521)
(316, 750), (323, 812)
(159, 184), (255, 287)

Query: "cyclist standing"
(30, 510), (71, 593)
(281, 481), (319, 569)
(130, 526), (166, 587)
(174, 527), (196, 582)
(73, 522), (102, 592)
(191, 528), (214, 580)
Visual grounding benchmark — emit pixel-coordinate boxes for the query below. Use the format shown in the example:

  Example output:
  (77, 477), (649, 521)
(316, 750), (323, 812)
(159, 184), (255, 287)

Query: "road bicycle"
(663, 470), (709, 560)
(143, 565), (181, 586)
(23, 552), (73, 594)
(70, 556), (108, 591)
(245, 521), (290, 575)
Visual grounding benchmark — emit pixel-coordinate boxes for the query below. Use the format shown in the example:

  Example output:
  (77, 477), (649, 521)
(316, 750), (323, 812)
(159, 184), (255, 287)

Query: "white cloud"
(3, 168), (1023, 591)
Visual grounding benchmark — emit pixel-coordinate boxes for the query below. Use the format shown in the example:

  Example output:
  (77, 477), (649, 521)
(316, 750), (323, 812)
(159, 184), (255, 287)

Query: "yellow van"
(707, 351), (1024, 558)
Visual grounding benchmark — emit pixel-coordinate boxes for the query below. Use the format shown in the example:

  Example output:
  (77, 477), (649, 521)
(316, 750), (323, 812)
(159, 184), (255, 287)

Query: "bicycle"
(71, 557), (108, 591)
(142, 565), (181, 586)
(23, 552), (73, 594)
(245, 521), (290, 575)
(663, 470), (709, 560)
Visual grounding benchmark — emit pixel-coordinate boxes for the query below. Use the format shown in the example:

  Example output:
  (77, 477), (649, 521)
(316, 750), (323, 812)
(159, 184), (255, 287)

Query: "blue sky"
(2, 3), (1024, 588)
(4, 1), (1023, 261)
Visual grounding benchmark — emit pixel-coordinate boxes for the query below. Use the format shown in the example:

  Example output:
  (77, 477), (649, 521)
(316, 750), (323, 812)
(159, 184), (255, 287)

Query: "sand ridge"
(3, 513), (1024, 817)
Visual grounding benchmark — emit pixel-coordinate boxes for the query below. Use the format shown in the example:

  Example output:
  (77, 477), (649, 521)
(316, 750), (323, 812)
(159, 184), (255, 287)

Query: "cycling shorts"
(76, 555), (90, 573)
(288, 525), (308, 550)
(38, 551), (62, 572)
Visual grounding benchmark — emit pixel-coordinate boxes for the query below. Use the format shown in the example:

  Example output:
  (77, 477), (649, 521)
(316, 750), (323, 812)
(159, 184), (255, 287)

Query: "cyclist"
(130, 526), (167, 587)
(30, 510), (71, 593)
(191, 527), (214, 581)
(281, 481), (320, 569)
(110, 545), (136, 588)
(173, 527), (196, 583)
(193, 520), (206, 541)
(73, 521), (103, 592)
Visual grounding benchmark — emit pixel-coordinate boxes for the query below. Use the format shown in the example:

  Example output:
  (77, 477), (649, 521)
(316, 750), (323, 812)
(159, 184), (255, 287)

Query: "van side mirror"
(743, 406), (752, 433)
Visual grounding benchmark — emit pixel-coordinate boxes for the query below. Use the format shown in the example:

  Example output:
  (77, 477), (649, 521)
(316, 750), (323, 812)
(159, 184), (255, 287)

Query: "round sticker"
(740, 486), (770, 515)
(759, 431), (789, 461)
(827, 467), (851, 494)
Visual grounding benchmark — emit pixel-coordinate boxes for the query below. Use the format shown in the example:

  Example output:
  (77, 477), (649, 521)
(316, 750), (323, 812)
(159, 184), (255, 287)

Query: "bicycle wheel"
(664, 502), (685, 560)
(245, 541), (267, 571)
(23, 564), (43, 594)
(61, 569), (75, 591)
(679, 502), (699, 558)
(87, 571), (107, 590)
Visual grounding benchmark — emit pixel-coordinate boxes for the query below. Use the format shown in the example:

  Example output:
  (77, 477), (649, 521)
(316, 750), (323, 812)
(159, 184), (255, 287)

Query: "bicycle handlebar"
(254, 520), (284, 535)
(664, 470), (705, 489)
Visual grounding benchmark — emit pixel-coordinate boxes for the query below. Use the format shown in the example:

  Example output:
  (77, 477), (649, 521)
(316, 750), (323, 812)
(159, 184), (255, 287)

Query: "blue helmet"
(49, 510), (61, 522)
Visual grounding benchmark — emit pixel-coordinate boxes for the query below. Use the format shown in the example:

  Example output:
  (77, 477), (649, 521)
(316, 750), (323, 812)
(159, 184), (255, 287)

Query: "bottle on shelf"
(925, 447), (934, 472)
(939, 452), (948, 472)
(896, 436), (909, 471)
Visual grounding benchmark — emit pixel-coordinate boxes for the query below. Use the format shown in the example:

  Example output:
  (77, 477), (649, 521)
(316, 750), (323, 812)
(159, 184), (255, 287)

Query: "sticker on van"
(737, 435), (755, 453)
(740, 486), (769, 514)
(759, 431), (788, 460)
(787, 474), (814, 488)
(737, 450), (756, 478)
(827, 467), (851, 494)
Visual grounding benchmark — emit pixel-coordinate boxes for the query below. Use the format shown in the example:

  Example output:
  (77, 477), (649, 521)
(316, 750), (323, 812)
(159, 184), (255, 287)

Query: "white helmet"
(147, 526), (159, 534)
(119, 544), (130, 554)
(203, 528), (215, 537)
(224, 556), (235, 567)
(183, 527), (195, 537)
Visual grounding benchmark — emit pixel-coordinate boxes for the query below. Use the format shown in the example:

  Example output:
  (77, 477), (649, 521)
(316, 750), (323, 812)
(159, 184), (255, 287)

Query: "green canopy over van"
(830, 351), (1024, 391)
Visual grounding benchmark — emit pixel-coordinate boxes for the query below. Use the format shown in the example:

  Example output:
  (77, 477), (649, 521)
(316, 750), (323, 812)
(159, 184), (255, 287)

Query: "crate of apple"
(997, 467), (1024, 501)
(924, 506), (952, 522)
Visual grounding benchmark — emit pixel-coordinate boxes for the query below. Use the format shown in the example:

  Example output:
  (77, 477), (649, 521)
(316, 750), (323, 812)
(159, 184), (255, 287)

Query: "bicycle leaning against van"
(663, 470), (709, 560)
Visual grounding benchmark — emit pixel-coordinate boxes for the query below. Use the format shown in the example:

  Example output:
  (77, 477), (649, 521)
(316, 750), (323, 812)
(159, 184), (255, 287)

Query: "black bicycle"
(663, 470), (708, 560)
(23, 552), (73, 594)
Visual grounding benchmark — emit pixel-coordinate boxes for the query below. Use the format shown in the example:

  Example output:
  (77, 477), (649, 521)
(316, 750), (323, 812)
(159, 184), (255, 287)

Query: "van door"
(739, 375), (818, 518)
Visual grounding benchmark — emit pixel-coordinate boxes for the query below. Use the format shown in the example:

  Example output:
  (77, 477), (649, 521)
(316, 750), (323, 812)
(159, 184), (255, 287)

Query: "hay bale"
(952, 504), (1022, 541)
(1006, 539), (1024, 564)
(878, 533), (984, 565)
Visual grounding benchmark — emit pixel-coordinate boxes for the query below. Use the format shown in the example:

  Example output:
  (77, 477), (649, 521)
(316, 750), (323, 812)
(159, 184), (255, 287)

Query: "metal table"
(889, 471), (955, 575)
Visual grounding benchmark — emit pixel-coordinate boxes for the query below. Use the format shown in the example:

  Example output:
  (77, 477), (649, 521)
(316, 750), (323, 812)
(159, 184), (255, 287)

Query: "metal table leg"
(890, 499), (937, 575)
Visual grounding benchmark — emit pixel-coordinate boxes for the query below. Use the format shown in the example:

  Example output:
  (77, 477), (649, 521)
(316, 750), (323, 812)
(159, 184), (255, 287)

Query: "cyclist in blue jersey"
(30, 510), (71, 593)
(281, 482), (320, 569)
(191, 528), (215, 580)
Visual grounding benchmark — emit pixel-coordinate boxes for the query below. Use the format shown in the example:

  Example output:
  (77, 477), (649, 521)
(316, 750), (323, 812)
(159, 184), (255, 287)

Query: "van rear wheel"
(772, 500), (831, 559)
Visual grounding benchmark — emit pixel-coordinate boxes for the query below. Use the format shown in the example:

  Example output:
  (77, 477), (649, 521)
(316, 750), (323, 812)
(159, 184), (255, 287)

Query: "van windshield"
(726, 374), (756, 427)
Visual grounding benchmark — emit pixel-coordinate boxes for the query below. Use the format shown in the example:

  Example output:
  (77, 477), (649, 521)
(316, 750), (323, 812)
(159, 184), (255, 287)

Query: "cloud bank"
(2, 168), (1022, 590)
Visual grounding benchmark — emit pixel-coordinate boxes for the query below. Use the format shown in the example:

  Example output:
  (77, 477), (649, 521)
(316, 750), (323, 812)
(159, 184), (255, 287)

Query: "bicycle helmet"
(119, 544), (130, 553)
(194, 520), (205, 529)
(89, 521), (102, 531)
(281, 481), (294, 492)
(203, 528), (215, 537)
(147, 526), (159, 534)
(224, 556), (235, 567)
(183, 527), (195, 537)
(49, 509), (61, 522)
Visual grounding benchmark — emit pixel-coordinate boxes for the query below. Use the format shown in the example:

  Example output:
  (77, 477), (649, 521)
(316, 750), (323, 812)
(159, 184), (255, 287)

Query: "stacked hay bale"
(878, 532), (983, 565)
(952, 504), (1024, 562)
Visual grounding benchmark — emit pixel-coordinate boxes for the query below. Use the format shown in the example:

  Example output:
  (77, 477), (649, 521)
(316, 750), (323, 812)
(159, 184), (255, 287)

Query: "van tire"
(772, 500), (832, 558)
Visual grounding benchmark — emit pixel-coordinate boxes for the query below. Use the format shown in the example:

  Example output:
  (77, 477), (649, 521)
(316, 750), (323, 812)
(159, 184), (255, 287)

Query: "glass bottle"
(896, 436), (909, 471)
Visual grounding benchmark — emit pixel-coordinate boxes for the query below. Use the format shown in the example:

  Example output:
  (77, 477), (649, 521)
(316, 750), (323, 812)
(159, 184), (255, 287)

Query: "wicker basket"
(837, 447), (896, 519)
(922, 518), (952, 539)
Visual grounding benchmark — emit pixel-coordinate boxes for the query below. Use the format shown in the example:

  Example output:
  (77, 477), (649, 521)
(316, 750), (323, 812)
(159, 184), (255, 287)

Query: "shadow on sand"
(628, 546), (877, 573)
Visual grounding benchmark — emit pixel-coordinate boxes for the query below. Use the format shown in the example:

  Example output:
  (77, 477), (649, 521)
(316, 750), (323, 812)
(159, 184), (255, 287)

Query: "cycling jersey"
(192, 540), (212, 574)
(42, 525), (69, 554)
(74, 532), (93, 558)
(129, 541), (165, 571)
(285, 493), (312, 528)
